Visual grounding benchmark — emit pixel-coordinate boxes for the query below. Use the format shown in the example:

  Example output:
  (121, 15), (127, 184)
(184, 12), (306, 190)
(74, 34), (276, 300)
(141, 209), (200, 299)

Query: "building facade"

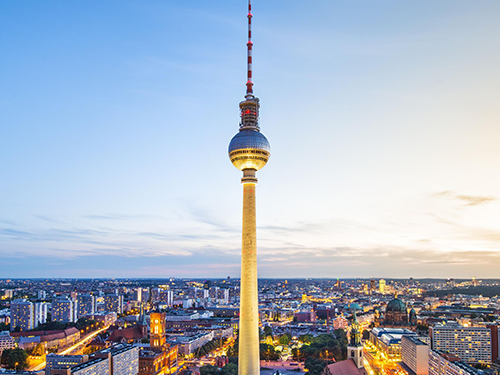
(401, 335), (429, 375)
(10, 299), (34, 332)
(46, 354), (89, 375)
(52, 297), (78, 323)
(429, 350), (483, 375)
(77, 295), (96, 318)
(34, 302), (49, 325)
(0, 332), (16, 355)
(431, 323), (491, 363)
(104, 295), (123, 315)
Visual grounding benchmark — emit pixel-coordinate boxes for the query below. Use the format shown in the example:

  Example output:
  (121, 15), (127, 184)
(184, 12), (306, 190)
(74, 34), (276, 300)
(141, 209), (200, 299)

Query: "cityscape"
(1, 278), (500, 375)
(1, 2), (500, 375)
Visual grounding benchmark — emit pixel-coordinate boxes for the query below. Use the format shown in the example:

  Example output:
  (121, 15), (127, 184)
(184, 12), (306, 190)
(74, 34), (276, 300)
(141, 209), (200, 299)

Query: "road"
(363, 343), (407, 375)
(30, 326), (109, 372)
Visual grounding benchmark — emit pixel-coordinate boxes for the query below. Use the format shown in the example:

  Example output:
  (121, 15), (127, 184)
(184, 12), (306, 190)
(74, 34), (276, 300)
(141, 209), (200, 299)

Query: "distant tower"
(347, 304), (364, 369)
(228, 2), (271, 375)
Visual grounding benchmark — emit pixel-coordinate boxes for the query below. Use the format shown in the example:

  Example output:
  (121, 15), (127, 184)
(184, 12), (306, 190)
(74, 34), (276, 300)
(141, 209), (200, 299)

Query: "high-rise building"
(486, 324), (499, 362)
(77, 294), (96, 317)
(151, 288), (173, 306)
(69, 344), (139, 375)
(10, 299), (34, 331)
(52, 297), (78, 323)
(38, 290), (47, 300)
(429, 350), (483, 375)
(104, 294), (123, 315)
(379, 279), (386, 294)
(4, 290), (14, 299)
(134, 288), (143, 303)
(431, 323), (491, 363)
(34, 302), (49, 326)
(401, 335), (429, 375)
(227, 2), (271, 374)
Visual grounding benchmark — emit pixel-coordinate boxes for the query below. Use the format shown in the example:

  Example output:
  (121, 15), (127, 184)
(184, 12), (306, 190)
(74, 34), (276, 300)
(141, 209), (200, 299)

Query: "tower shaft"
(238, 179), (260, 375)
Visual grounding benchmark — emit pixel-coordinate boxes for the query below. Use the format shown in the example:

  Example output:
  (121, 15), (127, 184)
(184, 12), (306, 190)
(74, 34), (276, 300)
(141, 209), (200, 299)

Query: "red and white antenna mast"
(246, 0), (254, 97)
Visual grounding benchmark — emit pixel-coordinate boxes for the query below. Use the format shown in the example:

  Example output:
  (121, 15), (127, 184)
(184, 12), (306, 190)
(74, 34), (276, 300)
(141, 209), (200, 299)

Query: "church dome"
(386, 298), (407, 312)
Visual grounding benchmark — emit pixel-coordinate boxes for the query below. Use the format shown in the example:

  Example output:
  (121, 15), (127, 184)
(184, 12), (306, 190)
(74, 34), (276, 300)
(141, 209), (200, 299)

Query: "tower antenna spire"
(246, 0), (253, 96)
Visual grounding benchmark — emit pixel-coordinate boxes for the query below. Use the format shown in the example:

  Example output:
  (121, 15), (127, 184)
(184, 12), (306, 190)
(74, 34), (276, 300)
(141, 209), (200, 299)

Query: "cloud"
(456, 195), (496, 206)
(431, 191), (496, 206)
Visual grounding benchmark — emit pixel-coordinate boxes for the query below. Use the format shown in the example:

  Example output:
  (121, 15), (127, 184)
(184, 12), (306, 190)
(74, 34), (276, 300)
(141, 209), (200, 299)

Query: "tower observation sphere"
(229, 124), (271, 171)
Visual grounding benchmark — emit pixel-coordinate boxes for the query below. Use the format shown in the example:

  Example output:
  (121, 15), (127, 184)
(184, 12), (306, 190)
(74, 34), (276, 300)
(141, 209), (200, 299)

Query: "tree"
(0, 348), (29, 370)
(200, 365), (219, 375)
(260, 343), (280, 361)
(298, 334), (313, 344)
(278, 333), (291, 346)
(32, 343), (45, 357)
(304, 357), (333, 375)
(263, 326), (273, 338)
(221, 363), (238, 375)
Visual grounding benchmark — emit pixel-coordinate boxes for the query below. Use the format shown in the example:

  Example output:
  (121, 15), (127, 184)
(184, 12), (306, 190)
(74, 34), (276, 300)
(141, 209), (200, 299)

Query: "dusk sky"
(1, 1), (500, 279)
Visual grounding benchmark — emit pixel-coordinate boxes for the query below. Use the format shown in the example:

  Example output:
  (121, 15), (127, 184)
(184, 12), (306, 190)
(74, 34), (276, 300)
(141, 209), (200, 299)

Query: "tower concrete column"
(238, 177), (260, 375)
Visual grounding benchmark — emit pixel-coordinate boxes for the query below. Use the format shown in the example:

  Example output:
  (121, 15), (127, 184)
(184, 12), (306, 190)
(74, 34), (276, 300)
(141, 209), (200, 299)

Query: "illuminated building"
(77, 294), (96, 317)
(0, 332), (16, 356)
(151, 288), (173, 306)
(104, 294), (123, 315)
(52, 297), (78, 323)
(10, 299), (35, 331)
(429, 350), (483, 375)
(46, 354), (89, 375)
(34, 302), (49, 325)
(69, 344), (139, 375)
(401, 336), (429, 375)
(384, 296), (408, 326)
(150, 312), (166, 350)
(430, 323), (492, 363)
(4, 290), (14, 299)
(333, 315), (349, 330)
(227, 2), (270, 375)
(379, 279), (386, 294)
(369, 327), (417, 360)
(139, 311), (177, 375)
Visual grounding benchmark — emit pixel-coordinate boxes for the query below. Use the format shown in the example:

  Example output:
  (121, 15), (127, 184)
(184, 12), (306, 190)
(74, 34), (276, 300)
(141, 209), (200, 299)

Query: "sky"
(1, 1), (500, 279)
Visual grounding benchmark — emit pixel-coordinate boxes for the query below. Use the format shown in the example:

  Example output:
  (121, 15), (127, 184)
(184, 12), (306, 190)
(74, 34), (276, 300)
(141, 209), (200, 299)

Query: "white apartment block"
(429, 350), (482, 375)
(401, 335), (429, 375)
(431, 324), (491, 363)
(34, 302), (49, 325)
(0, 332), (16, 355)
(52, 297), (78, 323)
(10, 299), (34, 332)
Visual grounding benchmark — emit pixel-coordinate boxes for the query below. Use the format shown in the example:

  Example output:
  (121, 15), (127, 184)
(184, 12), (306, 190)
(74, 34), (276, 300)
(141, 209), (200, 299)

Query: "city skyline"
(1, 1), (500, 278)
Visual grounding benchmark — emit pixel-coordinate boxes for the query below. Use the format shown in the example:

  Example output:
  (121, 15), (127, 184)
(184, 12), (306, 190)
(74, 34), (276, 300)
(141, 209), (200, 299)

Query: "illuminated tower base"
(238, 170), (260, 375)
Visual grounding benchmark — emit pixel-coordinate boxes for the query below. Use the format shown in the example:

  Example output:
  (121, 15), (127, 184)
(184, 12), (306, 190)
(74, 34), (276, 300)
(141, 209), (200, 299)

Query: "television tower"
(228, 1), (271, 375)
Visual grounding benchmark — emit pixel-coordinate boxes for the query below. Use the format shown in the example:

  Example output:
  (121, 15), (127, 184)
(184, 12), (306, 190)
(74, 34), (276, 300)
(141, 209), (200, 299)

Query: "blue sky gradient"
(1, 1), (500, 278)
